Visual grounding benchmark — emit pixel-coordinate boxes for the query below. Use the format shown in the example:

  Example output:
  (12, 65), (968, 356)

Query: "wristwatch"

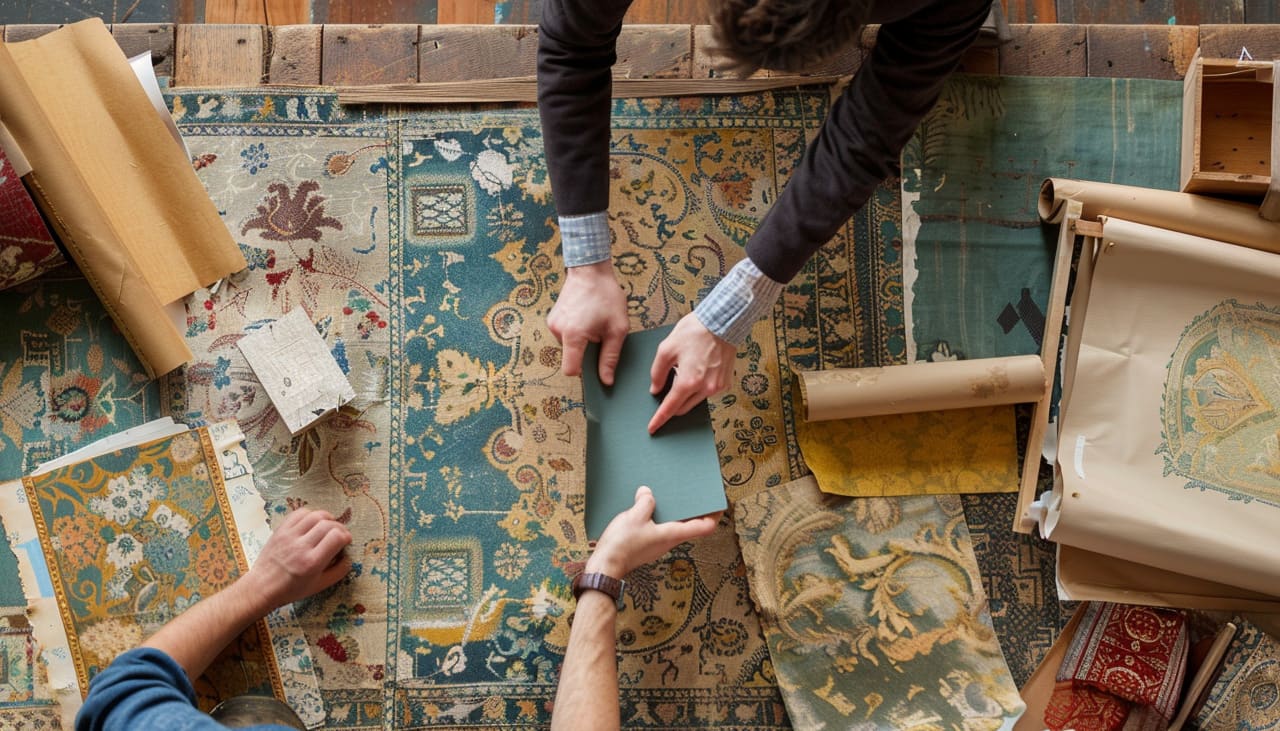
(572, 572), (626, 611)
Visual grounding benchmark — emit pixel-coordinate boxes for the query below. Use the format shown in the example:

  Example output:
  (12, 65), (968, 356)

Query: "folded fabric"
(1193, 618), (1280, 730)
(1044, 602), (1189, 731)
(0, 143), (62, 291)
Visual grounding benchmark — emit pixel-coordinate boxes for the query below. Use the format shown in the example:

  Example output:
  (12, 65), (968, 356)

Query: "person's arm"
(647, 0), (990, 432)
(551, 487), (719, 731)
(143, 508), (352, 679)
(76, 508), (351, 731)
(537, 0), (635, 384)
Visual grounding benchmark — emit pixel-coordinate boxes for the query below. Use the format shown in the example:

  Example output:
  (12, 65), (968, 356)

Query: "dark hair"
(708, 0), (873, 77)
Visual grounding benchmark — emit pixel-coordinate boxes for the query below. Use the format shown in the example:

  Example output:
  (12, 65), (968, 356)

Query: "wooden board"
(999, 0), (1056, 24)
(419, 24), (538, 82)
(436, 0), (497, 24)
(338, 75), (839, 104)
(174, 24), (265, 86)
(0, 1), (173, 24)
(1086, 24), (1199, 79)
(1199, 24), (1280, 62)
(616, 25), (692, 79)
(1056, 0), (1242, 25)
(320, 24), (419, 86)
(999, 24), (1086, 77)
(112, 23), (176, 77)
(206, 0), (267, 24)
(265, 0), (309, 24)
(3, 25), (64, 43)
(267, 24), (321, 84)
(624, 0), (711, 25)
(956, 46), (999, 75)
(314, 0), (437, 24)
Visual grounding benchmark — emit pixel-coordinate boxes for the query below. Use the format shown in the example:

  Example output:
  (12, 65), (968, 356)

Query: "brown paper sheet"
(1039, 178), (1280, 255)
(1056, 545), (1280, 612)
(1046, 217), (1280, 597)
(794, 355), (1046, 422)
(0, 20), (245, 377)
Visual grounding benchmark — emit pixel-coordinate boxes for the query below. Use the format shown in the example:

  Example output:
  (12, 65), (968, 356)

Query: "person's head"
(708, 0), (874, 77)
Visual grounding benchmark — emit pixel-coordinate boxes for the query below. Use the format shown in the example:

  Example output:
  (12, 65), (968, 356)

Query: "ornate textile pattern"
(0, 145), (63, 292)
(797, 405), (1019, 497)
(0, 611), (60, 729)
(1193, 618), (1280, 730)
(386, 94), (844, 728)
(0, 423), (323, 727)
(1045, 602), (1188, 731)
(962, 489), (1066, 688)
(734, 477), (1025, 730)
(1158, 299), (1280, 507)
(902, 76), (1182, 362)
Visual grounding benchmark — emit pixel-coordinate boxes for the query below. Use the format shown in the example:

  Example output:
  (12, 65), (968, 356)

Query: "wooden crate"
(1180, 52), (1280, 218)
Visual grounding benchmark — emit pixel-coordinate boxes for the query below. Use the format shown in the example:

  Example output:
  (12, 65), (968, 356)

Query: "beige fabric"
(1056, 545), (1280, 612)
(0, 19), (245, 376)
(1045, 217), (1280, 597)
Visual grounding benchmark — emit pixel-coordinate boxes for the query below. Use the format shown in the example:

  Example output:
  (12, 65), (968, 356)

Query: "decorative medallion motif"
(1158, 299), (1280, 506)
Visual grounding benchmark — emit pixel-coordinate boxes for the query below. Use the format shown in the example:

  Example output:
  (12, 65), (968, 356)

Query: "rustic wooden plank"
(615, 24), (691, 79)
(112, 23), (176, 77)
(0, 1), (174, 23)
(267, 24), (321, 84)
(999, 0), (1056, 24)
(624, 0), (711, 24)
(999, 24), (1086, 77)
(437, 0), (497, 23)
(693, 24), (861, 78)
(419, 24), (538, 81)
(1057, 0), (1242, 24)
(174, 24), (265, 86)
(493, 0), (542, 24)
(3, 25), (64, 43)
(1199, 25), (1280, 61)
(265, 0), (309, 24)
(315, 0), (436, 24)
(339, 75), (839, 104)
(206, 0), (267, 24)
(1086, 24), (1199, 79)
(1247, 0), (1279, 23)
(321, 24), (419, 86)
(956, 45), (998, 75)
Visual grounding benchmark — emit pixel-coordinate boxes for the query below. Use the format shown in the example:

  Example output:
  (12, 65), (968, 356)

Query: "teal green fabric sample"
(584, 325), (727, 538)
(903, 75), (1182, 361)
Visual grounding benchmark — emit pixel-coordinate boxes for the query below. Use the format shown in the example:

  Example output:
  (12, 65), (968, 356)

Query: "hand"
(244, 508), (353, 610)
(587, 486), (719, 578)
(647, 312), (736, 434)
(548, 261), (630, 385)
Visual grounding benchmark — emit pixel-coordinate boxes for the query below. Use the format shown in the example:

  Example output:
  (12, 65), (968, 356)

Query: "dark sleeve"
(75, 648), (289, 731)
(744, 0), (990, 283)
(536, 0), (633, 216)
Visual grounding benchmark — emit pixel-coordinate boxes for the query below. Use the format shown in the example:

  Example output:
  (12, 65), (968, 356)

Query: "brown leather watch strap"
(572, 572), (626, 611)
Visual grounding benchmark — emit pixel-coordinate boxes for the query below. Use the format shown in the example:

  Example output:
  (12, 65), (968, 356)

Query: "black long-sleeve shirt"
(537, 0), (988, 284)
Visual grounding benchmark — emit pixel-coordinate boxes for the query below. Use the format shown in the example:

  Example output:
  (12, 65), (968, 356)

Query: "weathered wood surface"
(174, 23), (265, 86)
(320, 23), (419, 85)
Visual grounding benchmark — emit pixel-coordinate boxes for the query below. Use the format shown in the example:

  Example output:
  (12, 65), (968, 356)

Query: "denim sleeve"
(75, 647), (289, 731)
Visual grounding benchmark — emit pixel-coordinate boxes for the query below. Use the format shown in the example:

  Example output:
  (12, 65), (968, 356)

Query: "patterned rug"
(0, 81), (1072, 727)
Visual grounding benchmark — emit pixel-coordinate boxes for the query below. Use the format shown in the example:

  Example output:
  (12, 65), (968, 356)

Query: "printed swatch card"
(583, 325), (726, 538)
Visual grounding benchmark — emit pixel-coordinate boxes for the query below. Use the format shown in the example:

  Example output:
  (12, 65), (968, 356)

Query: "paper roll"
(794, 355), (1046, 422)
(1039, 178), (1280, 255)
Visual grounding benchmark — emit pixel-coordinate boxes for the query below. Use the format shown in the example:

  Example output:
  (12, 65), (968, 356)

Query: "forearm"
(745, 0), (989, 283)
(142, 572), (276, 681)
(551, 590), (620, 731)
(536, 0), (632, 217)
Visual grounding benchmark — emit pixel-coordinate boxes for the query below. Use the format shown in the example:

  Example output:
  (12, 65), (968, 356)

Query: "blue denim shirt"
(76, 648), (293, 731)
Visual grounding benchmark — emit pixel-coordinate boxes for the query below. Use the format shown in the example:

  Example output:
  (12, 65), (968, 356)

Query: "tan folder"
(0, 19), (245, 377)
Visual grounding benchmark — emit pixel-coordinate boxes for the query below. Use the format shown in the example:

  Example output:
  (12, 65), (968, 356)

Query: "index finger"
(647, 375), (699, 434)
(560, 333), (588, 377)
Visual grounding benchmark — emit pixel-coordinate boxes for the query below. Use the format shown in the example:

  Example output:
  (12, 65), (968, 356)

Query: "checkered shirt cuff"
(694, 257), (784, 345)
(559, 212), (611, 267)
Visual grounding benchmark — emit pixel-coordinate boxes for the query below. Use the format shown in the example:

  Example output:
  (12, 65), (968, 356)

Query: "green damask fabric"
(735, 476), (1025, 730)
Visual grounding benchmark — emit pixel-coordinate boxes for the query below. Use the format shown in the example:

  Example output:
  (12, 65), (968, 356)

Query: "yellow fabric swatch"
(797, 405), (1019, 496)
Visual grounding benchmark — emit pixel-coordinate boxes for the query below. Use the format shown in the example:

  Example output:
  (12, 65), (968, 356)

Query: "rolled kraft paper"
(795, 355), (1046, 422)
(1039, 178), (1280, 255)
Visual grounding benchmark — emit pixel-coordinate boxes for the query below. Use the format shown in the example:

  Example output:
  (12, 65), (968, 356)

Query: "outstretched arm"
(551, 487), (719, 731)
(143, 507), (352, 680)
(537, 0), (635, 384)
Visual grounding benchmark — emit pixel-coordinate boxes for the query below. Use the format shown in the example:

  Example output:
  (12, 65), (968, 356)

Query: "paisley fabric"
(1193, 619), (1280, 730)
(0, 145), (63, 292)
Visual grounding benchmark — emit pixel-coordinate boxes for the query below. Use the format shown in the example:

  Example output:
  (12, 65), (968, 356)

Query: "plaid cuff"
(558, 212), (611, 267)
(694, 258), (784, 345)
